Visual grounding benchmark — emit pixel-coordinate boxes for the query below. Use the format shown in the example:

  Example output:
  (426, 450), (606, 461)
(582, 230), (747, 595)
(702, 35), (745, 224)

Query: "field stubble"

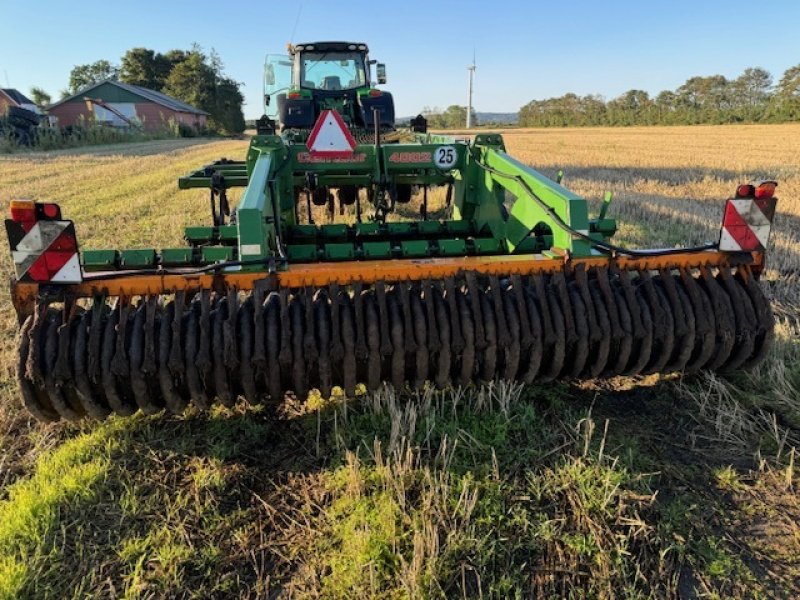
(0, 126), (798, 598)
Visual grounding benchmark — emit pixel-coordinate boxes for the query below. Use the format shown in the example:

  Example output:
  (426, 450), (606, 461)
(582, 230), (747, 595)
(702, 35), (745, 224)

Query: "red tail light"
(42, 203), (60, 219)
(369, 89), (382, 97)
(287, 91), (301, 99)
(735, 184), (755, 198)
(754, 181), (776, 200)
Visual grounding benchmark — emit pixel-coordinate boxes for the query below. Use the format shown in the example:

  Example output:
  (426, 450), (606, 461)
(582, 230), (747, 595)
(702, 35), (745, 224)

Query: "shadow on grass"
(10, 372), (796, 599)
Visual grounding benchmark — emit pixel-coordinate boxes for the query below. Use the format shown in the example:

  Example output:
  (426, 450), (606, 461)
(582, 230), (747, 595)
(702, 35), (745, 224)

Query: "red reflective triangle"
(306, 110), (357, 157)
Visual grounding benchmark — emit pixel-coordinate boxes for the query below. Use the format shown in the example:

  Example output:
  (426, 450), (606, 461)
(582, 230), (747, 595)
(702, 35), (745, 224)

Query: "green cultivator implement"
(5, 42), (779, 422)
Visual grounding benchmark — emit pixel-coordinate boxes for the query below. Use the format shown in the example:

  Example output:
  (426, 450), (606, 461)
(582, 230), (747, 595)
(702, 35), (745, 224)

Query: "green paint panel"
(290, 224), (318, 239)
(594, 218), (617, 236)
(445, 220), (473, 236)
(161, 248), (193, 265)
(401, 240), (430, 257)
(514, 238), (539, 253)
(287, 244), (318, 262)
(362, 241), (392, 258)
(321, 224), (348, 239)
(355, 222), (380, 236)
(81, 249), (117, 268)
(387, 222), (412, 236)
(418, 221), (441, 235)
(324, 243), (355, 261)
(202, 247), (234, 262)
(474, 238), (503, 254)
(120, 249), (155, 267)
(438, 239), (467, 256)
(218, 225), (238, 241)
(185, 226), (214, 243)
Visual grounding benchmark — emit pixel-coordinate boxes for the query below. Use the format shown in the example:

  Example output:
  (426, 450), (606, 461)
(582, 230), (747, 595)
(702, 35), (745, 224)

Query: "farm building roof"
(49, 80), (209, 115)
(1, 88), (36, 105)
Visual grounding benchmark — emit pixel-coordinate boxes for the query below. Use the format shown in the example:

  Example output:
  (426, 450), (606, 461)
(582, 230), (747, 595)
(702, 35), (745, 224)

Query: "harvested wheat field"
(0, 126), (798, 599)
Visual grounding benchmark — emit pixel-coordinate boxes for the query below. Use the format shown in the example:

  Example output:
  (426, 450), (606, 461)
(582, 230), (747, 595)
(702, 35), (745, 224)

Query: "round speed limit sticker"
(433, 145), (458, 169)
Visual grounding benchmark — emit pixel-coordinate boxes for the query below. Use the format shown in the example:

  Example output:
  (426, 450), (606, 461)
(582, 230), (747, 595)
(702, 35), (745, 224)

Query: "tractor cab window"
(264, 54), (293, 118)
(298, 52), (367, 91)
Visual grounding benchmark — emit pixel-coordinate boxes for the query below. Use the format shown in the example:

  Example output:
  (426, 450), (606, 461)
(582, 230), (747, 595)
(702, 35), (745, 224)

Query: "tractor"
(262, 41), (396, 136)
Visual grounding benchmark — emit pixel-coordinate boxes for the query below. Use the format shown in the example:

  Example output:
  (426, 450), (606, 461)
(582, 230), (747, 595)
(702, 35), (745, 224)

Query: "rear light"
(755, 181), (777, 200)
(369, 89), (382, 97)
(42, 203), (60, 219)
(735, 184), (754, 198)
(287, 91), (301, 99)
(10, 199), (35, 223)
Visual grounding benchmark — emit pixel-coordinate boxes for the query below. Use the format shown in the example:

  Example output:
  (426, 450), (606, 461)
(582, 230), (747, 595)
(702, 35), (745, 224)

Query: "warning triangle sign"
(307, 109), (357, 157)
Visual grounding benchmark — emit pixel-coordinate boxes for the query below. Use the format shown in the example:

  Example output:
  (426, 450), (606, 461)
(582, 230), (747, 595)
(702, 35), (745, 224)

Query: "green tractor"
(261, 41), (403, 137)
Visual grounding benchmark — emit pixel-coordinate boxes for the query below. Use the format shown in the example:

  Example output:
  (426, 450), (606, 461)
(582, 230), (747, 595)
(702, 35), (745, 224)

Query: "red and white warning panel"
(5, 200), (82, 283)
(719, 181), (777, 252)
(306, 109), (357, 157)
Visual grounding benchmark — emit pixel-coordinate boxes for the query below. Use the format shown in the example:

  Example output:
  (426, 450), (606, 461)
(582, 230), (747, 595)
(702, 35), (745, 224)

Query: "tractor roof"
(292, 41), (368, 54)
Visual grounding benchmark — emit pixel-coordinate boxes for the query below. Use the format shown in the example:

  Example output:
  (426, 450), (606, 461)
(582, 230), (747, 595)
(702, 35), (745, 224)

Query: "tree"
(774, 64), (800, 120)
(515, 65), (790, 128)
(119, 48), (171, 89)
(420, 105), (477, 129)
(29, 87), (51, 109)
(735, 67), (772, 106)
(214, 76), (246, 134)
(776, 64), (800, 98)
(162, 49), (216, 114)
(68, 60), (119, 92)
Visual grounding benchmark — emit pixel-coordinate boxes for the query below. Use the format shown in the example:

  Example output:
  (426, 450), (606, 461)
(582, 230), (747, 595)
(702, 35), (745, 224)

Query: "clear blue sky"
(2, 0), (799, 119)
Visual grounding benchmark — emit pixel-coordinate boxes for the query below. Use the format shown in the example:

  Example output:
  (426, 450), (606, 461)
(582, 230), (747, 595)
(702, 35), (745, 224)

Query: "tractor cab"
(264, 41), (394, 133)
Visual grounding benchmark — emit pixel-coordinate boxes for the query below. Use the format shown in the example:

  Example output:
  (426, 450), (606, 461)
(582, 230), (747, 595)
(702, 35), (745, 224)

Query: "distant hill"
(475, 112), (518, 124)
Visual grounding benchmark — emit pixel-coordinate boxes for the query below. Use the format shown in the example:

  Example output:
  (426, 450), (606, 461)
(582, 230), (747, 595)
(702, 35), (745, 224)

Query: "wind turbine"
(466, 50), (476, 129)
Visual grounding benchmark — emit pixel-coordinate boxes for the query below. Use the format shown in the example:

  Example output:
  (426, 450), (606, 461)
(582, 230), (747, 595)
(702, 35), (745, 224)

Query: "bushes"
(0, 122), (190, 153)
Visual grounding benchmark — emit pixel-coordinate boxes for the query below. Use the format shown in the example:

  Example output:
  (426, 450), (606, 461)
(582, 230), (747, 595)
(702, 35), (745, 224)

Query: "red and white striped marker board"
(719, 196), (776, 252)
(5, 216), (81, 283)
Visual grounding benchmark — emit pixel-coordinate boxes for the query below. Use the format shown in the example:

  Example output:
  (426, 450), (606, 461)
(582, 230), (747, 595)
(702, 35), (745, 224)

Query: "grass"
(0, 126), (798, 598)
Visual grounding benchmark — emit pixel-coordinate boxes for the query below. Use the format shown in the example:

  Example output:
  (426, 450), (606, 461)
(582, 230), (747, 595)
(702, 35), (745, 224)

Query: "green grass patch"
(0, 419), (125, 600)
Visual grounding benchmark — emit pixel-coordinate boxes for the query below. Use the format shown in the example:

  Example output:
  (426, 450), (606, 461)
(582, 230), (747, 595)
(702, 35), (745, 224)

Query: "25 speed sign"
(433, 146), (458, 169)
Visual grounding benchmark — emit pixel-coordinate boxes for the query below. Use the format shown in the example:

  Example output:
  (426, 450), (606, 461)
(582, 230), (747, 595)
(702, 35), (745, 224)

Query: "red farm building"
(47, 80), (208, 131)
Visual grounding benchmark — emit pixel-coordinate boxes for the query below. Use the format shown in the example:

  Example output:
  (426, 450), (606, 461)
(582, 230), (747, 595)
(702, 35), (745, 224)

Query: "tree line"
(519, 65), (800, 127)
(420, 105), (478, 129)
(56, 45), (245, 134)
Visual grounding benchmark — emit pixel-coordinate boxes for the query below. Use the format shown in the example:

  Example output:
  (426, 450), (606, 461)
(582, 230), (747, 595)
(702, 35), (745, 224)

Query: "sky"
(1, 0), (799, 119)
